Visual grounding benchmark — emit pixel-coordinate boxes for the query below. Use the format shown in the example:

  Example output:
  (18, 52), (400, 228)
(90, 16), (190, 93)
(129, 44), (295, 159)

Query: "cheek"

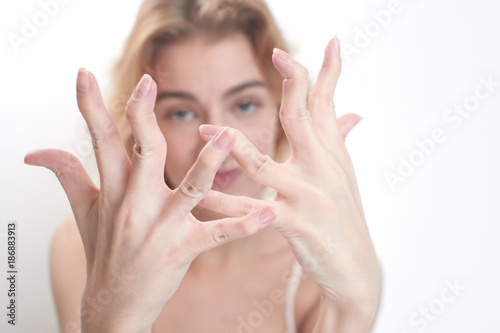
(243, 113), (280, 157)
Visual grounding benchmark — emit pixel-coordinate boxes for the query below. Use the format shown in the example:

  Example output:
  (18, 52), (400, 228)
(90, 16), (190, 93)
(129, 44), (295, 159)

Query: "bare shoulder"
(50, 216), (87, 332)
(295, 271), (323, 332)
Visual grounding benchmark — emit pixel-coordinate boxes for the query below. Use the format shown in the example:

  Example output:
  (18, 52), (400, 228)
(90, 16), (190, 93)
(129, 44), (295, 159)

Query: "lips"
(213, 168), (242, 188)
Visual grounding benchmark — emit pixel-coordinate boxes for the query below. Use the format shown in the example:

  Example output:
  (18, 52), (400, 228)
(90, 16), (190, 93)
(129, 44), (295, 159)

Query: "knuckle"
(125, 99), (140, 118)
(99, 117), (120, 137)
(55, 153), (80, 180)
(309, 90), (332, 104)
(179, 180), (205, 199)
(235, 219), (258, 238)
(239, 200), (255, 216)
(90, 121), (121, 152)
(132, 139), (166, 160)
(280, 105), (311, 122)
(90, 128), (107, 151)
(251, 154), (271, 176)
(213, 223), (231, 244)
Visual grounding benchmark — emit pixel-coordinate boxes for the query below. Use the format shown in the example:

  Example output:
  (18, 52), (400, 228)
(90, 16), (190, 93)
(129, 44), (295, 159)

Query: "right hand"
(24, 70), (277, 332)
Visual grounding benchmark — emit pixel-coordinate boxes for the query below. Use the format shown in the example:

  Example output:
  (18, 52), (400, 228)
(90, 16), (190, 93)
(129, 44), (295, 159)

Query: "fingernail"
(273, 48), (292, 63)
(199, 124), (220, 137)
(134, 74), (152, 99)
(259, 208), (276, 225)
(77, 68), (89, 93)
(332, 35), (340, 54)
(213, 127), (233, 150)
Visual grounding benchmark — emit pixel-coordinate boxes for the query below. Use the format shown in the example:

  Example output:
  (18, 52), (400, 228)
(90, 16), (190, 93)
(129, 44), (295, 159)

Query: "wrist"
(315, 293), (377, 333)
(322, 289), (380, 332)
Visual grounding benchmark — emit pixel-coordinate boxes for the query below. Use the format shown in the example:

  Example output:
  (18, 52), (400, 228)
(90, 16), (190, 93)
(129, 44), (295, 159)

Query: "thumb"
(25, 149), (99, 223)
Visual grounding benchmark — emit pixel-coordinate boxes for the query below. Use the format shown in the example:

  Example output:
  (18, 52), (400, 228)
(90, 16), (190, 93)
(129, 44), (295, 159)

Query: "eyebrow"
(156, 80), (266, 102)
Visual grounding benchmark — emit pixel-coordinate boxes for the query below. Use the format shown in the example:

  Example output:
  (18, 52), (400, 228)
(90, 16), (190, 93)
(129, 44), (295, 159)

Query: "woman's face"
(153, 33), (280, 206)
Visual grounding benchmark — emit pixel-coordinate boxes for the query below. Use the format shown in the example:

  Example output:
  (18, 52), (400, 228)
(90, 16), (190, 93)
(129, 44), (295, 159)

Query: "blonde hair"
(107, 0), (290, 159)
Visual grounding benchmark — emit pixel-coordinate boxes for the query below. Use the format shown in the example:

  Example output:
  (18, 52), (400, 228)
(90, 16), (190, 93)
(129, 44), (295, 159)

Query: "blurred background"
(1, 0), (499, 331)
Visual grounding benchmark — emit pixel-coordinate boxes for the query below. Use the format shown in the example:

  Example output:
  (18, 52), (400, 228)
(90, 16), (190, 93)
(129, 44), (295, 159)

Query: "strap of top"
(284, 258), (302, 333)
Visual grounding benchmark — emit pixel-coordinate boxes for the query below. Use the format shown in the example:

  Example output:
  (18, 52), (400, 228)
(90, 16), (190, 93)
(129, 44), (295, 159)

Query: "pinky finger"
(24, 149), (99, 224)
(195, 206), (277, 253)
(337, 113), (362, 141)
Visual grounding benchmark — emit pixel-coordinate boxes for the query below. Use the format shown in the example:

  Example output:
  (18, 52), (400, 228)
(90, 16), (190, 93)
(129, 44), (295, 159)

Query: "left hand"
(198, 37), (380, 321)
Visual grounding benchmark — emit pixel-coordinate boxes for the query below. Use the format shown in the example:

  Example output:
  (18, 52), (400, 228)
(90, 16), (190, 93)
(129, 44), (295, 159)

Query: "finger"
(24, 149), (99, 227)
(169, 127), (235, 213)
(194, 206), (277, 253)
(337, 113), (362, 141)
(198, 190), (267, 217)
(308, 37), (343, 148)
(76, 68), (130, 200)
(199, 124), (302, 198)
(272, 48), (324, 161)
(124, 74), (168, 198)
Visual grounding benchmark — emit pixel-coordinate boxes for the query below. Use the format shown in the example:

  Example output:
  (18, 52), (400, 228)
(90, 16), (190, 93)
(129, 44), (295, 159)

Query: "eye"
(167, 109), (196, 121)
(234, 101), (258, 115)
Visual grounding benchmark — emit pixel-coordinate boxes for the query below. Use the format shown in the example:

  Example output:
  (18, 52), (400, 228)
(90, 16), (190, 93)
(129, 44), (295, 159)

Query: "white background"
(1, 0), (499, 332)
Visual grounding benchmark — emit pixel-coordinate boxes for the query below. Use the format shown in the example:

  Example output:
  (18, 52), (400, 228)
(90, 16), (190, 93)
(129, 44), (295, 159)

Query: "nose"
(204, 110), (226, 128)
(201, 109), (238, 168)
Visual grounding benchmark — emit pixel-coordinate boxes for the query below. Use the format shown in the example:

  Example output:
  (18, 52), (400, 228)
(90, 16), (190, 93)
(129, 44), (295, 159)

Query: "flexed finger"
(271, 48), (324, 162)
(123, 74), (169, 200)
(338, 113), (362, 141)
(308, 37), (343, 149)
(199, 124), (303, 198)
(76, 69), (131, 202)
(168, 127), (235, 213)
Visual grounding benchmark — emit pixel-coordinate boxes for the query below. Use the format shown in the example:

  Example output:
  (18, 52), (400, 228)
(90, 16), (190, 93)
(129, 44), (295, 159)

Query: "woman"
(25, 0), (381, 331)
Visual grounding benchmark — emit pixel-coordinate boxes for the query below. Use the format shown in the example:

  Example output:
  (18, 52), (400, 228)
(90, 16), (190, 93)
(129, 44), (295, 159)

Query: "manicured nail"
(259, 208), (276, 225)
(273, 48), (292, 63)
(77, 68), (89, 93)
(199, 124), (220, 137)
(134, 74), (152, 99)
(213, 127), (233, 150)
(332, 35), (340, 54)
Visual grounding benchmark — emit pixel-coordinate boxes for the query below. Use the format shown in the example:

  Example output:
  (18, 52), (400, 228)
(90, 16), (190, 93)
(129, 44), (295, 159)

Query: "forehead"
(153, 33), (265, 95)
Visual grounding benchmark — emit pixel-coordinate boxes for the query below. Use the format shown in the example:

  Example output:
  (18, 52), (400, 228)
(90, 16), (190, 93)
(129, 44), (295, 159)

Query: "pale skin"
(25, 33), (380, 332)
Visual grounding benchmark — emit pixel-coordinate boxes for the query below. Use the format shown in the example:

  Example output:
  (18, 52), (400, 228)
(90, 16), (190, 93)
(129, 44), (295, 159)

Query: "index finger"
(168, 127), (236, 213)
